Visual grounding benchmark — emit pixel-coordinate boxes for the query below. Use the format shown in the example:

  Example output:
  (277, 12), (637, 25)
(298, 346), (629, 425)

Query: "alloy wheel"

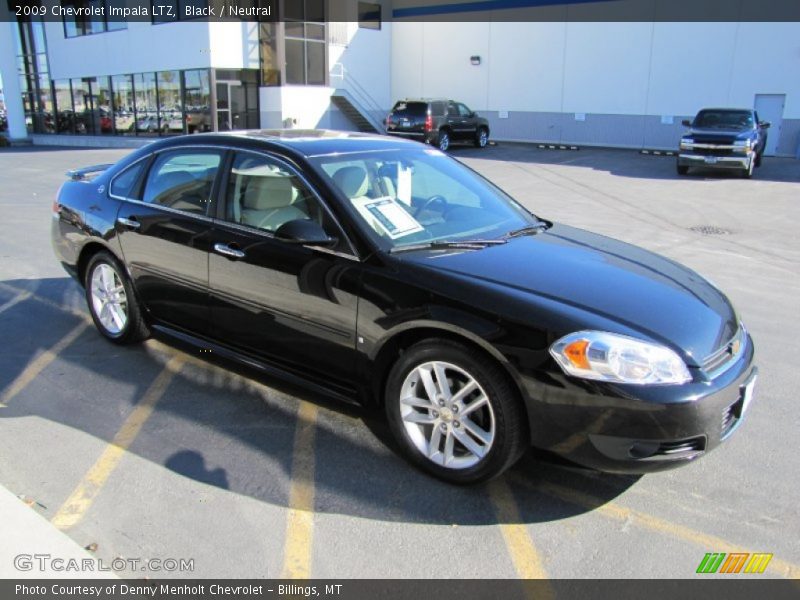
(399, 361), (495, 469)
(90, 263), (128, 335)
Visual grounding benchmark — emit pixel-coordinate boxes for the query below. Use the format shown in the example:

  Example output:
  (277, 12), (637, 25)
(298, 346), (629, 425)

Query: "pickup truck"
(677, 108), (769, 178)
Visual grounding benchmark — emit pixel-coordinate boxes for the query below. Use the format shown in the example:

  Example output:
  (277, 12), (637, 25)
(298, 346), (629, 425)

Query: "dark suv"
(385, 99), (490, 151)
(677, 108), (770, 178)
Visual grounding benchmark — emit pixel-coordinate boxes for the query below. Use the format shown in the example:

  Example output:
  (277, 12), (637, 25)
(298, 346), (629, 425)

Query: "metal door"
(754, 94), (785, 156)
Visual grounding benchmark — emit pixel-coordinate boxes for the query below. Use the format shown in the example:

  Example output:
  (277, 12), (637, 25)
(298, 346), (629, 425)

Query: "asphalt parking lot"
(0, 142), (798, 580)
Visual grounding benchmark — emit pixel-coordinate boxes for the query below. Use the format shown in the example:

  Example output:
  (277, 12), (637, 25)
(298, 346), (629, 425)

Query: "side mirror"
(275, 219), (337, 247)
(681, 119), (692, 127)
(470, 112), (477, 118)
(759, 121), (771, 129)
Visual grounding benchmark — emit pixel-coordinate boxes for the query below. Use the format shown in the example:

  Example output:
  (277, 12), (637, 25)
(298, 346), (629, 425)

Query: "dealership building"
(1, 0), (798, 156)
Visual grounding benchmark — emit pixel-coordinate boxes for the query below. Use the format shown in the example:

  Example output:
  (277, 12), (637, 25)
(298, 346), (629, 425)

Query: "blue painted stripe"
(392, 0), (609, 19)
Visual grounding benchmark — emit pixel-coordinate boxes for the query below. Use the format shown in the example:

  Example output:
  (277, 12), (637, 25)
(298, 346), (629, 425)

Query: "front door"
(208, 150), (361, 387)
(115, 148), (224, 334)
(754, 94), (785, 156)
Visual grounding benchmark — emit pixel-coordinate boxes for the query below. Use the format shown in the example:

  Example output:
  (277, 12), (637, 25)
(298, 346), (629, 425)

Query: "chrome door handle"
(213, 243), (246, 259)
(117, 217), (141, 230)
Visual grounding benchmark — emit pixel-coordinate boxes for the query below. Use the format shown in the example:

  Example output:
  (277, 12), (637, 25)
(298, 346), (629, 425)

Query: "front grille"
(655, 437), (706, 456)
(692, 147), (734, 157)
(702, 327), (744, 377)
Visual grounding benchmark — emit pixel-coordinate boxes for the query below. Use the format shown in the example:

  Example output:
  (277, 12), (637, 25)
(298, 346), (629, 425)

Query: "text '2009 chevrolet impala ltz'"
(51, 130), (756, 484)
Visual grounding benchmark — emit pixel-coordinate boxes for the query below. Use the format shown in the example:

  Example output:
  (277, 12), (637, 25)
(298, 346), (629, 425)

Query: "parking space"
(1, 143), (798, 580)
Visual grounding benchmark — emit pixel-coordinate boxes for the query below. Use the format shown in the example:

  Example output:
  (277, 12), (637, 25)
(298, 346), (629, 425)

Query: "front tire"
(474, 127), (489, 148)
(676, 164), (689, 176)
(385, 340), (527, 484)
(742, 156), (755, 179)
(84, 252), (149, 344)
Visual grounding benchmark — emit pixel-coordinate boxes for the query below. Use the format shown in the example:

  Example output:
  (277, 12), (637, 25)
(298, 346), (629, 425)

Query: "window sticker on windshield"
(397, 165), (412, 206)
(352, 196), (424, 239)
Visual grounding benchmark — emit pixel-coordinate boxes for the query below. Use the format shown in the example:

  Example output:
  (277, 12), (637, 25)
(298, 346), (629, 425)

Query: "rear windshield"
(390, 102), (428, 118)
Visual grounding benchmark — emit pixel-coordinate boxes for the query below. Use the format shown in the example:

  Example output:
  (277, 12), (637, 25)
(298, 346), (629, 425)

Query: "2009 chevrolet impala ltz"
(51, 130), (756, 484)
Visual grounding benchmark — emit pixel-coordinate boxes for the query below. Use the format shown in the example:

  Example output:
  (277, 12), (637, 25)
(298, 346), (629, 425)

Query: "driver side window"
(225, 152), (321, 233)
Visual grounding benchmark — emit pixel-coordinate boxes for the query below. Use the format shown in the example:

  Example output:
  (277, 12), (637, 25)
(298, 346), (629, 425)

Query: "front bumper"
(678, 152), (753, 170)
(521, 332), (756, 473)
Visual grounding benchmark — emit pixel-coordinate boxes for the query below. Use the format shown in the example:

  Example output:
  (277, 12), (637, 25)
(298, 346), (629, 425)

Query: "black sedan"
(52, 130), (756, 484)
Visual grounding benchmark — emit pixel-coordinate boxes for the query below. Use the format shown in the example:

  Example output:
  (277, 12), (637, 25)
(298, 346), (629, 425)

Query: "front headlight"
(679, 138), (694, 150)
(550, 331), (692, 385)
(733, 139), (752, 152)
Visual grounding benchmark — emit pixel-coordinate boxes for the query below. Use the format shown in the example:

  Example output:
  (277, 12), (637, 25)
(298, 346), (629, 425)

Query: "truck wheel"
(437, 130), (450, 152)
(474, 127), (489, 148)
(676, 165), (689, 176)
(755, 152), (763, 167)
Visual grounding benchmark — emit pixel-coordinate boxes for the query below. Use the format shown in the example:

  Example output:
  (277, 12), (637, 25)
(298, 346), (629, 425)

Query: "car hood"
(397, 224), (739, 365)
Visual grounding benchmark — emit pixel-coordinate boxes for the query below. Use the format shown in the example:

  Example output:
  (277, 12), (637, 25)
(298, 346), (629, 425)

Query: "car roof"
(149, 129), (422, 158)
(698, 108), (754, 113)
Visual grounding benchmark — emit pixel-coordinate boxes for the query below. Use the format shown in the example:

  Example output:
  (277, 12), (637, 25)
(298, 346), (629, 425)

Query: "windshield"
(310, 147), (537, 251)
(694, 110), (754, 129)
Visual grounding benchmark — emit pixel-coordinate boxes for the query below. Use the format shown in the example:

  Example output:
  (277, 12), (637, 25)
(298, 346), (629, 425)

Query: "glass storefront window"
(71, 78), (91, 135)
(184, 70), (211, 134)
(112, 74), (135, 135)
(88, 76), (113, 135)
(54, 79), (73, 134)
(157, 70), (183, 135)
(134, 72), (158, 136)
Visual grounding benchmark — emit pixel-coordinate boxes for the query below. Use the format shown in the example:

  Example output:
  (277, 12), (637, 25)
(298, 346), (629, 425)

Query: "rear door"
(114, 147), (224, 335)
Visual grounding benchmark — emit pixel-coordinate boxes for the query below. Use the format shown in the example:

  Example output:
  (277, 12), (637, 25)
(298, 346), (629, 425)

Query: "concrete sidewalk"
(0, 484), (116, 579)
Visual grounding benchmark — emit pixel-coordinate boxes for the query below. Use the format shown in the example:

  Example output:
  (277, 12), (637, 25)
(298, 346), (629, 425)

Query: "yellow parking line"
(280, 401), (319, 579)
(536, 481), (800, 579)
(0, 321), (89, 407)
(0, 290), (32, 316)
(50, 355), (185, 530)
(487, 478), (551, 584)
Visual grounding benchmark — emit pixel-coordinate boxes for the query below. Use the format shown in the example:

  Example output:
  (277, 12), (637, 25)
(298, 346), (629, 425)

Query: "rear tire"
(437, 130), (450, 152)
(385, 339), (527, 484)
(84, 251), (149, 345)
(676, 165), (689, 176)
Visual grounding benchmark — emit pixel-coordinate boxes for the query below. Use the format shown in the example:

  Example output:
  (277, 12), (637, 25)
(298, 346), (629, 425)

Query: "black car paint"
(385, 99), (490, 147)
(52, 131), (755, 474)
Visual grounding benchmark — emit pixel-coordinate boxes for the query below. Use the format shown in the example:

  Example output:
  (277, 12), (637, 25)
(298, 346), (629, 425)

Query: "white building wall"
(391, 21), (800, 154)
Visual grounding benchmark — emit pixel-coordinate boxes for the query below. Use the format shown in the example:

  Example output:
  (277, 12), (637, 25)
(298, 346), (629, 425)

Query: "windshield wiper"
(504, 221), (550, 239)
(389, 239), (507, 254)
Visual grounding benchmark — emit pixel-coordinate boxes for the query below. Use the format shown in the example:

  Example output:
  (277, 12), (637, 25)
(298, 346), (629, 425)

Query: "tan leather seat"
(240, 175), (307, 231)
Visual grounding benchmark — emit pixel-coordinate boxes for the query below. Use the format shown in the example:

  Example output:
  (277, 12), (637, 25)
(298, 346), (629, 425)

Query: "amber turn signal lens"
(563, 339), (590, 370)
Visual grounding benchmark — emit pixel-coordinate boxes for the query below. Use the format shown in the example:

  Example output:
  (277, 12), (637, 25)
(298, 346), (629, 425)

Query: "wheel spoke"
(109, 303), (126, 330)
(461, 393), (488, 416)
(442, 429), (455, 466)
(404, 411), (436, 425)
(453, 427), (486, 458)
(418, 366), (439, 403)
(433, 362), (451, 399)
(401, 396), (434, 410)
(427, 425), (443, 460)
(462, 418), (492, 445)
(451, 380), (478, 405)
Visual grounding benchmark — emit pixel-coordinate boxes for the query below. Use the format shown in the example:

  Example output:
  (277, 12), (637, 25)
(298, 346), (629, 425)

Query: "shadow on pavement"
(0, 276), (639, 526)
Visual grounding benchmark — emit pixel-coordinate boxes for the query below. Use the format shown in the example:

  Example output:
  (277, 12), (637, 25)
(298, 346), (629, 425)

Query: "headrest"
(243, 175), (293, 210)
(332, 166), (369, 199)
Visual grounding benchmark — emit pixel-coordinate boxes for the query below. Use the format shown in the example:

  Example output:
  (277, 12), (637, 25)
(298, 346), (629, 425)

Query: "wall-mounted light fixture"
(470, 55), (481, 66)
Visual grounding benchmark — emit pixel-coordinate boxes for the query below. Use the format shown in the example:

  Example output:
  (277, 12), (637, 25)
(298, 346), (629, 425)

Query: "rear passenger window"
(109, 161), (145, 199)
(142, 150), (222, 215)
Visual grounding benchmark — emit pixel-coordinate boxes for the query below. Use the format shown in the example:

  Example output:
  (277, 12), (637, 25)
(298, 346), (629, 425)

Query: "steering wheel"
(414, 195), (448, 217)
